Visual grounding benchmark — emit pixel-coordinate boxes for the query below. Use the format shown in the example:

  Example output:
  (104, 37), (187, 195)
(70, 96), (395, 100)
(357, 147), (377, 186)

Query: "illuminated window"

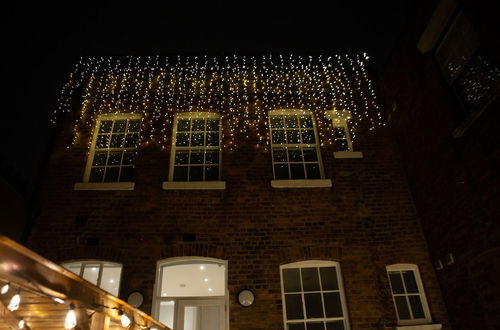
(269, 110), (323, 180)
(153, 258), (227, 330)
(84, 114), (142, 183)
(61, 261), (122, 296)
(169, 112), (222, 182)
(387, 264), (432, 325)
(280, 261), (350, 330)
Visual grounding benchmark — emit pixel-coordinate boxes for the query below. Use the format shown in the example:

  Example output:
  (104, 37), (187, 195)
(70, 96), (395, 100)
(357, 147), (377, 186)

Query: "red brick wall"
(29, 106), (450, 329)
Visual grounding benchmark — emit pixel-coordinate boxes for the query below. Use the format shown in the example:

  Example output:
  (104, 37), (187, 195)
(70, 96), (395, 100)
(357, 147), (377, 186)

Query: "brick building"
(379, 1), (500, 330)
(28, 55), (449, 330)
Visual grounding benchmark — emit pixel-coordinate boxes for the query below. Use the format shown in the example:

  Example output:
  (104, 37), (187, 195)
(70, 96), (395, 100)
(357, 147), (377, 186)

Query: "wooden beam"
(0, 300), (31, 330)
(90, 312), (110, 330)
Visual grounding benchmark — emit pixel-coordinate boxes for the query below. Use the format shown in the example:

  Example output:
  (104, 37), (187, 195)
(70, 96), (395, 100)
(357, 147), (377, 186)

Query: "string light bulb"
(64, 303), (77, 329)
(119, 310), (131, 327)
(1, 283), (9, 294)
(18, 319), (25, 329)
(8, 290), (21, 311)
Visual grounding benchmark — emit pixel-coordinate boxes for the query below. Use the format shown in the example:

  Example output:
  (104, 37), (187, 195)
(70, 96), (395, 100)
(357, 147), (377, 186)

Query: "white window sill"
(162, 181), (226, 190)
(333, 151), (363, 159)
(74, 182), (135, 191)
(396, 324), (442, 330)
(271, 179), (332, 188)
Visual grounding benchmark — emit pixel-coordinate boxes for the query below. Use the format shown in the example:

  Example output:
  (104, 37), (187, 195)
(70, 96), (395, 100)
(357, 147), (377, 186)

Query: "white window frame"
(325, 110), (362, 159)
(61, 260), (122, 296)
(280, 260), (350, 330)
(387, 264), (433, 326)
(152, 257), (229, 330)
(76, 113), (142, 190)
(269, 109), (332, 188)
(163, 112), (225, 190)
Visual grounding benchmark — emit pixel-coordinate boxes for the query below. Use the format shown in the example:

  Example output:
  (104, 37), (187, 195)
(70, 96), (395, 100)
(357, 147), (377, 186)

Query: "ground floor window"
(153, 257), (228, 330)
(61, 260), (122, 296)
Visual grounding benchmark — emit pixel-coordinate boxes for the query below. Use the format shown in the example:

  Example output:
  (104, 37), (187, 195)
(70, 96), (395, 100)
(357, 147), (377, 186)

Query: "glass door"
(177, 298), (225, 330)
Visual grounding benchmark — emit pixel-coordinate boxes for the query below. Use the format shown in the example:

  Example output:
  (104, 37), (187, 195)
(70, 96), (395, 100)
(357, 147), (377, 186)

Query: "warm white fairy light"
(64, 304), (77, 329)
(18, 319), (25, 329)
(8, 290), (21, 311)
(120, 311), (131, 327)
(1, 283), (9, 294)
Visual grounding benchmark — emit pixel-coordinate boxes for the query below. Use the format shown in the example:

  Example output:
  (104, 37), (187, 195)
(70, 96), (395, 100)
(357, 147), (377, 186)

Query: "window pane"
(290, 164), (306, 179)
(100, 265), (122, 296)
(408, 295), (425, 319)
(177, 119), (190, 131)
(274, 164), (289, 179)
(124, 133), (139, 148)
(82, 264), (100, 285)
(104, 167), (119, 182)
(306, 323), (324, 330)
(192, 119), (205, 131)
(325, 321), (344, 330)
(273, 148), (288, 163)
(287, 130), (301, 144)
(107, 151), (122, 166)
(304, 293), (323, 318)
(206, 132), (219, 146)
(191, 133), (205, 146)
(283, 268), (301, 293)
(301, 268), (320, 292)
(299, 116), (313, 128)
(190, 151), (204, 164)
(285, 294), (304, 320)
(127, 119), (141, 132)
(110, 134), (125, 148)
(176, 133), (190, 146)
(89, 167), (104, 182)
(301, 130), (315, 144)
(272, 130), (286, 144)
(306, 164), (321, 179)
(205, 151), (219, 164)
(205, 166), (219, 181)
(402, 271), (419, 294)
(206, 119), (219, 131)
(324, 292), (343, 318)
(394, 296), (411, 320)
(288, 323), (305, 330)
(303, 148), (318, 162)
(336, 140), (349, 151)
(122, 152), (136, 165)
(92, 151), (108, 166)
(159, 301), (175, 329)
(285, 115), (299, 128)
(113, 120), (127, 133)
(319, 267), (338, 291)
(189, 166), (203, 181)
(65, 264), (82, 275)
(120, 166), (133, 182)
(288, 148), (303, 162)
(174, 166), (188, 181)
(175, 151), (189, 165)
(333, 127), (346, 139)
(389, 272), (405, 294)
(270, 116), (284, 128)
(95, 135), (110, 148)
(99, 120), (113, 133)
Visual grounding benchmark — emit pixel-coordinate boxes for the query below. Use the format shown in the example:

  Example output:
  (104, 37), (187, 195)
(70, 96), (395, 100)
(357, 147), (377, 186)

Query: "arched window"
(386, 264), (432, 325)
(153, 257), (228, 330)
(61, 260), (122, 296)
(280, 260), (350, 330)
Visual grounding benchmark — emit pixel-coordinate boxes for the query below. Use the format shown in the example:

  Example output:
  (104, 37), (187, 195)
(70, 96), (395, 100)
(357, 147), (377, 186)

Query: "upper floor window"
(386, 264), (432, 325)
(269, 110), (324, 180)
(280, 261), (350, 330)
(61, 260), (122, 296)
(85, 114), (142, 183)
(170, 112), (222, 182)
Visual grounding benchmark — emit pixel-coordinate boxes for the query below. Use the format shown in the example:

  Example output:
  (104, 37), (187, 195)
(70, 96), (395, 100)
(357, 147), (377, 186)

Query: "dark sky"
(1, 1), (415, 193)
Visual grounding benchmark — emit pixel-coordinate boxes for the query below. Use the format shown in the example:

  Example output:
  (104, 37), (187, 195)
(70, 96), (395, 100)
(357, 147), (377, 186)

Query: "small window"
(280, 261), (350, 330)
(84, 114), (142, 183)
(269, 110), (324, 180)
(386, 264), (432, 325)
(169, 113), (222, 182)
(61, 261), (122, 296)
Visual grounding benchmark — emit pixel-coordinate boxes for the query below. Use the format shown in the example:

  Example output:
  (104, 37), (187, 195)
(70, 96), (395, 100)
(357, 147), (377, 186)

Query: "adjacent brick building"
(28, 55), (450, 330)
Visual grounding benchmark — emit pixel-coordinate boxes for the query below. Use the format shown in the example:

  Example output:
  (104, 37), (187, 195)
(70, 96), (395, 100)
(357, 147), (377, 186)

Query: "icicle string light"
(53, 54), (384, 150)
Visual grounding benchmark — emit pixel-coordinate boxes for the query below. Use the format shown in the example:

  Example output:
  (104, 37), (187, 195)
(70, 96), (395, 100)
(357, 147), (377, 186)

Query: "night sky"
(1, 1), (415, 194)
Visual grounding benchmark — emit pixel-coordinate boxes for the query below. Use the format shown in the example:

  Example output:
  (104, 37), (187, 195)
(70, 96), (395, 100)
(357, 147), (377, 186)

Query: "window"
(280, 261), (350, 330)
(61, 261), (122, 296)
(84, 114), (142, 183)
(153, 257), (228, 330)
(269, 110), (324, 180)
(169, 112), (222, 182)
(325, 110), (362, 159)
(387, 264), (432, 325)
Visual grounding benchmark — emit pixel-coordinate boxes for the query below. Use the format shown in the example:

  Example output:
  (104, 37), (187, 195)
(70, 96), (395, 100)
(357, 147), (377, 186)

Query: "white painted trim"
(334, 151), (363, 159)
(271, 179), (332, 188)
(74, 182), (135, 190)
(396, 324), (442, 330)
(162, 181), (226, 190)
